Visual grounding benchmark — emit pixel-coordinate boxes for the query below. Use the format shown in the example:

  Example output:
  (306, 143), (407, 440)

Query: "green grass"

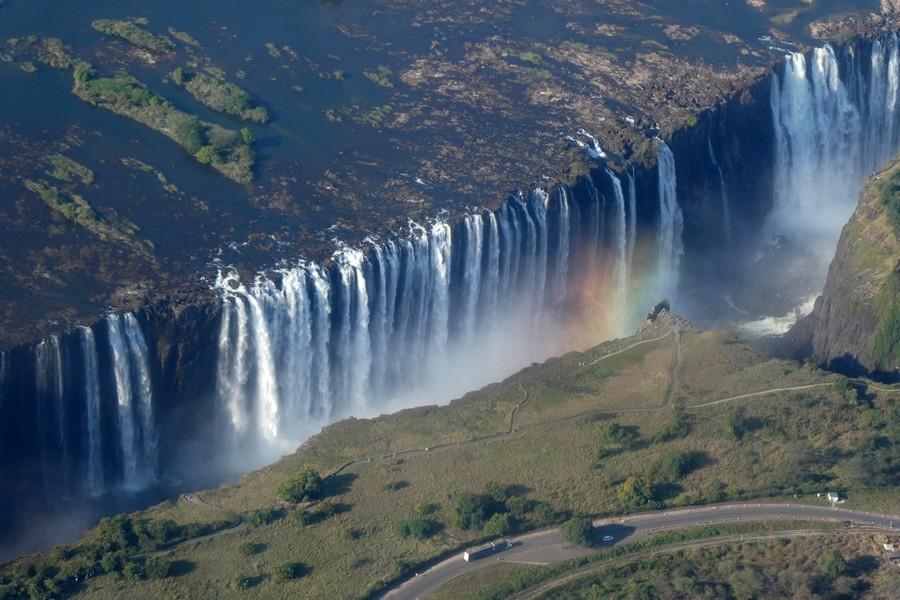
(3, 330), (899, 599)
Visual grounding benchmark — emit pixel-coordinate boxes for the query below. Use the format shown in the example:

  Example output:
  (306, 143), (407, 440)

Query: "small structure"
(884, 543), (896, 552)
(888, 553), (900, 567)
(826, 491), (844, 504)
(463, 539), (513, 562)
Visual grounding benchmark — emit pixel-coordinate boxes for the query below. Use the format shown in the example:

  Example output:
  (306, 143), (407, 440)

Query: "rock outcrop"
(786, 158), (900, 380)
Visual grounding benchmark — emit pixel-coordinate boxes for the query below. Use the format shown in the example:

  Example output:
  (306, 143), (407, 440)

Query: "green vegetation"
(167, 28), (200, 48)
(275, 466), (323, 503)
(91, 19), (174, 53)
(271, 563), (308, 582)
(72, 69), (255, 183)
(683, 112), (699, 127)
(617, 475), (658, 509)
(872, 274), (900, 371)
(396, 517), (441, 540)
(171, 68), (269, 123)
(879, 158), (900, 232)
(4, 330), (899, 599)
(46, 154), (94, 185)
(24, 180), (149, 253)
(559, 518), (593, 547)
(522, 532), (891, 599)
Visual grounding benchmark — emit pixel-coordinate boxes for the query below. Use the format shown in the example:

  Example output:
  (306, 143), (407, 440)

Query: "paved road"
(381, 503), (899, 600)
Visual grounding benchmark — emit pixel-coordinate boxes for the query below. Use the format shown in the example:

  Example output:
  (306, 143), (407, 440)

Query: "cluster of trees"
(276, 466), (323, 503)
(451, 482), (557, 538)
(0, 511), (236, 599)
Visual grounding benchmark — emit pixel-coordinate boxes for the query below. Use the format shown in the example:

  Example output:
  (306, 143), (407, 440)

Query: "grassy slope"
(6, 327), (900, 599)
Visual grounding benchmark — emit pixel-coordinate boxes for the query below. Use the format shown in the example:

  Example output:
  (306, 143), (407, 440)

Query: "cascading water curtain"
(212, 163), (662, 461)
(771, 34), (900, 250)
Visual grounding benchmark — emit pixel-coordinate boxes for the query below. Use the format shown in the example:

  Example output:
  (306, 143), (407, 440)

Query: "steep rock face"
(788, 158), (900, 379)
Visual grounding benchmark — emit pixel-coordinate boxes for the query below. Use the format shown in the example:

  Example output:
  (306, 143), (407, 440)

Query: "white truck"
(463, 538), (513, 562)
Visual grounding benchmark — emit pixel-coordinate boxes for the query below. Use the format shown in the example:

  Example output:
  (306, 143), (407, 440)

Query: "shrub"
(452, 493), (502, 531)
(171, 67), (185, 86)
(240, 127), (256, 145)
(121, 561), (145, 582)
(396, 517), (440, 540)
(482, 513), (512, 537)
(560, 518), (593, 547)
(656, 408), (691, 441)
(230, 574), (255, 590)
(194, 145), (220, 165)
(618, 475), (657, 509)
(245, 508), (283, 527)
(276, 466), (323, 503)
(818, 549), (846, 581)
(272, 562), (307, 582)
(238, 542), (265, 556)
(598, 422), (640, 448)
(143, 557), (170, 579)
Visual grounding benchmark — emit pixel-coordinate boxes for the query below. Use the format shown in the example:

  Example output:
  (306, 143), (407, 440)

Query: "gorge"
(2, 8), (900, 561)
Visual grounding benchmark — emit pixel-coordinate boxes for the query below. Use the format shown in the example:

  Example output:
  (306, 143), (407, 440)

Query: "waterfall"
(34, 338), (62, 491)
(707, 136), (732, 245)
(79, 326), (104, 497)
(606, 168), (628, 304)
(626, 169), (637, 282)
(553, 187), (571, 314)
(656, 142), (684, 298)
(461, 214), (484, 343)
(107, 314), (156, 489)
(770, 39), (900, 246)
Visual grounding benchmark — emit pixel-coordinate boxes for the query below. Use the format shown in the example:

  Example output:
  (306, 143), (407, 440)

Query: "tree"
(276, 466), (323, 503)
(194, 145), (220, 165)
(272, 562), (307, 582)
(240, 127), (256, 145)
(618, 475), (657, 508)
(506, 496), (528, 519)
(171, 67), (185, 86)
(658, 450), (702, 480)
(656, 408), (691, 441)
(396, 517), (440, 540)
(452, 493), (498, 531)
(722, 410), (745, 441)
(143, 557), (170, 579)
(598, 422), (641, 448)
(482, 513), (512, 537)
(559, 518), (593, 547)
(729, 568), (763, 600)
(818, 549), (846, 581)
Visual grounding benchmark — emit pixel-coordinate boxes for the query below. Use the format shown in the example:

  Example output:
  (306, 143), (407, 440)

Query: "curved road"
(382, 503), (899, 600)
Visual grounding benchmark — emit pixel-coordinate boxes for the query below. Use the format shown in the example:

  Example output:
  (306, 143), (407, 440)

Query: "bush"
(818, 549), (846, 581)
(482, 513), (512, 537)
(240, 127), (256, 145)
(238, 542), (265, 556)
(598, 422), (640, 448)
(245, 508), (283, 527)
(276, 466), (323, 503)
(618, 475), (657, 509)
(396, 517), (440, 540)
(272, 562), (307, 582)
(560, 518), (593, 547)
(122, 561), (145, 582)
(452, 493), (502, 531)
(230, 574), (256, 590)
(143, 557), (170, 579)
(194, 145), (220, 165)
(656, 408), (691, 441)
(658, 450), (703, 480)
